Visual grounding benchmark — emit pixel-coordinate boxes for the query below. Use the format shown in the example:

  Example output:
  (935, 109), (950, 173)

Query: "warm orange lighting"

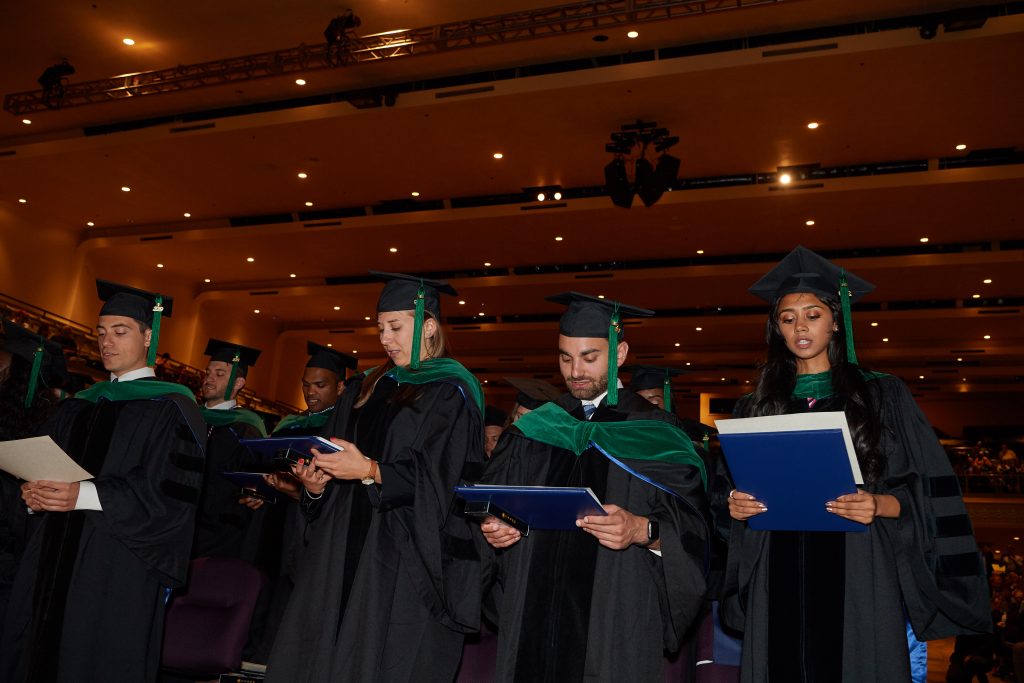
(870, 322), (878, 327)
(86, 221), (95, 226)
(290, 273), (296, 278)
(411, 191), (420, 197)
(389, 247), (398, 253)
(21, 119), (31, 125)
(554, 236), (563, 241)
(458, 300), (466, 305)
(246, 257), (255, 262)
(17, 198), (26, 204)
(183, 212), (191, 218)
(305, 201), (313, 207)
(156, 263), (164, 268)
(122, 38), (135, 46)
(983, 335), (991, 340)
(253, 309), (260, 314)
(674, 342), (681, 347)
(483, 262), (492, 267)
(295, 78), (307, 86)
(627, 30), (639, 38)
(805, 220), (815, 226)
(297, 172), (308, 179)
(955, 144), (967, 151)
(695, 327), (703, 331)
(807, 122), (819, 129)
(121, 186), (131, 192)
(919, 237), (929, 243)
(333, 306), (341, 311)
(204, 278), (211, 283)
(778, 173), (792, 184)
(882, 337), (889, 342)
(983, 278), (992, 284)
(492, 153), (504, 159)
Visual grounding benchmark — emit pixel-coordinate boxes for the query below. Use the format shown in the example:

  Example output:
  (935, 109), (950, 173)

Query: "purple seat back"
(161, 556), (267, 676)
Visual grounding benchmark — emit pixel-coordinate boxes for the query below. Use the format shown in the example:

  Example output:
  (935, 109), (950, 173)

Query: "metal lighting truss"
(5, 0), (789, 115)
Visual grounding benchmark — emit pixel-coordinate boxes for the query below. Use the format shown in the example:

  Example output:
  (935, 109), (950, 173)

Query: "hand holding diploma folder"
(456, 485), (607, 536)
(714, 411), (867, 532)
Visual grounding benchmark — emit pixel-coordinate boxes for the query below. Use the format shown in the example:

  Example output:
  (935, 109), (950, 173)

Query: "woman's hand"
(480, 517), (521, 548)
(827, 489), (900, 524)
(290, 457), (329, 495)
(728, 489), (767, 521)
(311, 438), (377, 482)
(577, 504), (651, 550)
(265, 472), (302, 501)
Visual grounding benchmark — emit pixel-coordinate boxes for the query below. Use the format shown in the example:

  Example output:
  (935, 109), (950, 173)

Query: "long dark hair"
(0, 355), (58, 441)
(748, 294), (886, 484)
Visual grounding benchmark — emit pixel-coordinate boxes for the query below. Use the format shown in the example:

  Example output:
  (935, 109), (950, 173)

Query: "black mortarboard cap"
(504, 376), (562, 410)
(623, 365), (687, 392)
(306, 341), (358, 377)
(546, 291), (654, 338)
(3, 320), (69, 406)
(370, 271), (458, 318)
(484, 405), (508, 427)
(204, 338), (262, 371)
(96, 279), (174, 323)
(747, 245), (875, 304)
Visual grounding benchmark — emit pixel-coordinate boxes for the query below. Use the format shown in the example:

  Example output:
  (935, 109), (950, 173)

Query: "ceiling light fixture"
(983, 335), (991, 340)
(478, 312), (485, 317)
(246, 257), (255, 262)
(21, 119), (31, 125)
(204, 278), (211, 283)
(778, 173), (792, 184)
(627, 30), (639, 38)
(364, 316), (371, 321)
(696, 249), (704, 255)
(297, 172), (308, 179)
(253, 309), (260, 314)
(389, 247), (398, 253)
(870, 322), (878, 327)
(86, 221), (95, 226)
(156, 263), (164, 268)
(295, 78), (307, 86)
(695, 327), (703, 331)
(983, 278), (992, 284)
(458, 300), (466, 305)
(674, 342), (681, 347)
(183, 212), (191, 217)
(17, 198), (26, 204)
(289, 273), (296, 278)
(972, 294), (981, 299)
(411, 191), (420, 197)
(807, 122), (819, 129)
(121, 186), (131, 192)
(805, 220), (815, 226)
(919, 237), (929, 243)
(333, 306), (340, 310)
(483, 262), (492, 267)
(492, 152), (503, 159)
(122, 38), (135, 46)
(554, 236), (563, 241)
(955, 144), (967, 151)
(882, 337), (889, 342)
(304, 201), (313, 206)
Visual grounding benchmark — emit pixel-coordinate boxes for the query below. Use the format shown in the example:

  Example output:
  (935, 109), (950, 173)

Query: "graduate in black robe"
(720, 247), (991, 682)
(480, 292), (710, 683)
(0, 322), (65, 627)
(193, 338), (267, 559)
(0, 281), (206, 683)
(268, 271), (487, 682)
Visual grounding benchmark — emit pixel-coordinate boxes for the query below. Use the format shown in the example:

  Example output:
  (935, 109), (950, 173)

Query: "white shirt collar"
(580, 379), (624, 408)
(205, 399), (238, 410)
(111, 366), (156, 382)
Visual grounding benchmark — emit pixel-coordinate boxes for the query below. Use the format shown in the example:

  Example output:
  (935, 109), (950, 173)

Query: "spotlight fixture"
(524, 185), (564, 203)
(603, 119), (680, 208)
(37, 60), (75, 109)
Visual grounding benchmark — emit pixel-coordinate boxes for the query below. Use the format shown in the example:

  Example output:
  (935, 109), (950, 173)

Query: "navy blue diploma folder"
(717, 429), (866, 532)
(455, 485), (606, 536)
(238, 436), (341, 464)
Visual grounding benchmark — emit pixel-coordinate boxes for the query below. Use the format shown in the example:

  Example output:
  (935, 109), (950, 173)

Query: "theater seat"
(694, 602), (741, 683)
(161, 556), (267, 677)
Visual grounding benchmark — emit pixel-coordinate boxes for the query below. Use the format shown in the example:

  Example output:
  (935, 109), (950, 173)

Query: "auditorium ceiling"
(1, 0), (1022, 393)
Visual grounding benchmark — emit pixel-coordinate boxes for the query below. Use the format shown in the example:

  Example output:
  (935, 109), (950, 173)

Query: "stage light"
(637, 154), (680, 207)
(605, 158), (633, 208)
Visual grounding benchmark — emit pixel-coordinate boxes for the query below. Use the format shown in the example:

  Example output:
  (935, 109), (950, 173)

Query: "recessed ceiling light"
(352, 349), (358, 354)
(483, 262), (492, 267)
(962, 378), (967, 382)
(882, 337), (889, 342)
(121, 186), (131, 192)
(122, 38), (135, 46)
(983, 334), (991, 340)
(918, 375), (925, 380)
(537, 192), (546, 201)
(554, 236), (563, 241)
(674, 342), (681, 347)
(870, 322), (878, 327)
(295, 78), (307, 86)
(297, 172), (308, 179)
(86, 221), (95, 227)
(745, 380), (751, 384)
(304, 201), (313, 207)
(478, 312), (485, 317)
(21, 119), (31, 125)
(685, 362), (691, 366)
(553, 191), (562, 201)
(955, 144), (967, 151)
(807, 122), (819, 129)
(333, 305), (341, 310)
(696, 249), (704, 254)
(156, 263), (164, 268)
(695, 327), (703, 331)
(183, 212), (191, 218)
(458, 300), (466, 305)
(805, 220), (815, 226)
(253, 309), (260, 314)
(290, 273), (296, 278)
(983, 278), (992, 284)
(246, 257), (255, 262)
(627, 30), (639, 38)
(389, 247), (398, 253)
(919, 237), (929, 243)
(957, 357), (962, 362)
(411, 191), (420, 197)
(204, 278), (211, 283)
(364, 316), (371, 321)
(326, 343), (332, 347)
(972, 294), (981, 299)
(721, 378), (726, 381)
(778, 173), (792, 185)
(597, 295), (605, 299)
(492, 153), (503, 159)
(17, 198), (26, 204)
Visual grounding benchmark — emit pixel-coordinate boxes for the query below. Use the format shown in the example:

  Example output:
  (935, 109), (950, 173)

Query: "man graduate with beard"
(0, 280), (206, 683)
(479, 292), (710, 683)
(192, 338), (266, 559)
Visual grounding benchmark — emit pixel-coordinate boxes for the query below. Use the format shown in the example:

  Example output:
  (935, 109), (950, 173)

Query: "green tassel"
(702, 433), (710, 452)
(147, 295), (164, 367)
(607, 305), (620, 407)
(839, 271), (857, 365)
(410, 284), (425, 370)
(663, 370), (672, 413)
(25, 342), (43, 409)
(224, 351), (240, 401)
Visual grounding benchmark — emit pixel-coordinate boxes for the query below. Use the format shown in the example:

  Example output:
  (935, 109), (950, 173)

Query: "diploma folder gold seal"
(0, 435), (94, 482)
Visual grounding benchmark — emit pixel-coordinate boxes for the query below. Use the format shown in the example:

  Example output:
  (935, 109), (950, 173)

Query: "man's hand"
(22, 480), (81, 512)
(480, 516), (522, 549)
(577, 504), (649, 550)
(239, 494), (265, 510)
(265, 473), (302, 501)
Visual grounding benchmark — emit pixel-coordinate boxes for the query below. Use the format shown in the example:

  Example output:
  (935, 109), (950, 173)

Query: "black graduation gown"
(264, 375), (374, 683)
(482, 389), (709, 683)
(326, 374), (487, 682)
(0, 389), (206, 683)
(719, 374), (991, 683)
(0, 474), (33, 627)
(192, 411), (264, 559)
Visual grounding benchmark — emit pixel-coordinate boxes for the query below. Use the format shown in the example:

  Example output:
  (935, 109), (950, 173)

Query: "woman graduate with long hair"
(267, 271), (486, 683)
(720, 246), (990, 682)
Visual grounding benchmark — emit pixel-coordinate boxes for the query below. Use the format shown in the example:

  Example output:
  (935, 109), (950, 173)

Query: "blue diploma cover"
(239, 435), (342, 465)
(455, 485), (606, 536)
